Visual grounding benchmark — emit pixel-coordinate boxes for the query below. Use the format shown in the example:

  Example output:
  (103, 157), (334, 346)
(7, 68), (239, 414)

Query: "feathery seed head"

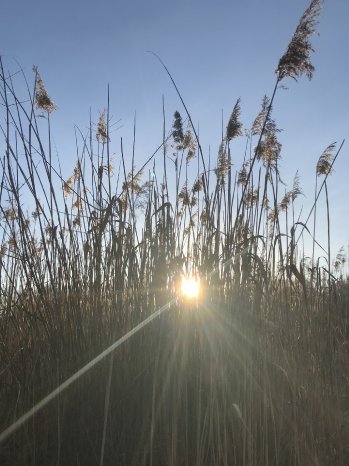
(72, 195), (84, 211)
(254, 110), (282, 169)
(192, 178), (203, 193)
(276, 0), (322, 81)
(316, 142), (336, 176)
(280, 191), (292, 211)
(215, 142), (230, 182)
(63, 175), (74, 197)
(96, 110), (109, 143)
(226, 98), (243, 142)
(33, 66), (57, 112)
(291, 171), (302, 200)
(252, 96), (270, 136)
(238, 163), (248, 186)
(172, 111), (184, 150)
(179, 184), (191, 207)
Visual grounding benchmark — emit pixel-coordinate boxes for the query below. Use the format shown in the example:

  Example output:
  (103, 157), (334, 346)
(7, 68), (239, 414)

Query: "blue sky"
(1, 0), (348, 264)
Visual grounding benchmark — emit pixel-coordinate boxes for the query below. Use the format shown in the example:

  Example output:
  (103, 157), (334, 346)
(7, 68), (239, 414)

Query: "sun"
(181, 276), (200, 299)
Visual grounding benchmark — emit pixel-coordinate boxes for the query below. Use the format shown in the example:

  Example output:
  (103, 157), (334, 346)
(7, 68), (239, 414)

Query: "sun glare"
(181, 276), (200, 299)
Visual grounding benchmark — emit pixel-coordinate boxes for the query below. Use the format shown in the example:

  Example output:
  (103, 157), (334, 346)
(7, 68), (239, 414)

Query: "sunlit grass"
(1, 2), (349, 464)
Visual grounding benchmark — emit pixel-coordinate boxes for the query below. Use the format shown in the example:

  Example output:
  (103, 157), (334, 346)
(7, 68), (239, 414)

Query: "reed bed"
(1, 1), (349, 464)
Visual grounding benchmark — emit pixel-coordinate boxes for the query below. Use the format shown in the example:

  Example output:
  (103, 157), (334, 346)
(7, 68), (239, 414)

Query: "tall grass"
(1, 1), (349, 464)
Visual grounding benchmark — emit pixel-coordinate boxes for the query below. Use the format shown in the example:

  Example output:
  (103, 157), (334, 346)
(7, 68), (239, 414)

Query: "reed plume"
(276, 0), (322, 81)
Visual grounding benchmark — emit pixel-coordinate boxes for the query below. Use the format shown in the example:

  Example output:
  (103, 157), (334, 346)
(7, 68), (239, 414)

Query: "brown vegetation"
(1, 1), (349, 464)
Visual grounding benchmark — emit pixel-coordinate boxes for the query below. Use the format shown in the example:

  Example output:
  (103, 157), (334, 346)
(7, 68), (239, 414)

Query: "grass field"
(1, 1), (349, 464)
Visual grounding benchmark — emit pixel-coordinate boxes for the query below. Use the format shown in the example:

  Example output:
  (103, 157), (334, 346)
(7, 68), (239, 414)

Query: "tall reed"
(1, 1), (348, 464)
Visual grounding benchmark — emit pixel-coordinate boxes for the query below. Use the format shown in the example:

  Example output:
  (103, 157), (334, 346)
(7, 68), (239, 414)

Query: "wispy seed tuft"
(33, 66), (57, 112)
(226, 98), (242, 142)
(316, 142), (336, 176)
(276, 0), (322, 81)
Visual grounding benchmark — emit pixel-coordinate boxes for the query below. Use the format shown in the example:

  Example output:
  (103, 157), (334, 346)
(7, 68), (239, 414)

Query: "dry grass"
(1, 1), (349, 464)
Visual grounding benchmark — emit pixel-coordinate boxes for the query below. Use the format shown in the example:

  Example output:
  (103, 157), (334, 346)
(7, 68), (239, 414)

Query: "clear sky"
(1, 0), (348, 264)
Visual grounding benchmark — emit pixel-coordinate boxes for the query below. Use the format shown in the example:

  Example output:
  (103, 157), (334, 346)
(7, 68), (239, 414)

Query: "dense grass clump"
(1, 1), (349, 464)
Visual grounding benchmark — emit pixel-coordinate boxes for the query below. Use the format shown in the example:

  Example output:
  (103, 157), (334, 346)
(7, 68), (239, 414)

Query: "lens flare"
(181, 276), (200, 299)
